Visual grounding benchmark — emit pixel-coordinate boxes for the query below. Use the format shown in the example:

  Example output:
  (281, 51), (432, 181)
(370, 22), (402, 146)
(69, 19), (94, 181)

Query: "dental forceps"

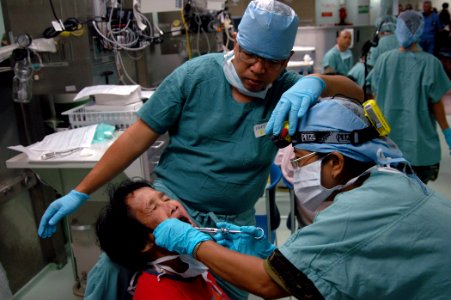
(40, 147), (83, 160)
(194, 226), (265, 240)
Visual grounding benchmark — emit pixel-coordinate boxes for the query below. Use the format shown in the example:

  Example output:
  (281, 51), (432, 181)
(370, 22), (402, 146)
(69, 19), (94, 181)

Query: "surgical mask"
(293, 157), (360, 218)
(148, 254), (209, 279)
(223, 51), (271, 99)
(128, 254), (219, 296)
(130, 254), (225, 297)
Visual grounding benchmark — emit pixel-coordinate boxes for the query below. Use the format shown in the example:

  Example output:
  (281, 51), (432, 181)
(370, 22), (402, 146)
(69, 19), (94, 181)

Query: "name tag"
(254, 122), (267, 138)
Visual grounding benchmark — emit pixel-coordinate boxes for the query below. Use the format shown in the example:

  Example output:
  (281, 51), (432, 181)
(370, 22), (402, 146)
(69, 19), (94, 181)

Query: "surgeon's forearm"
(195, 241), (289, 299)
(76, 119), (160, 195)
(432, 100), (450, 131)
(313, 74), (364, 102)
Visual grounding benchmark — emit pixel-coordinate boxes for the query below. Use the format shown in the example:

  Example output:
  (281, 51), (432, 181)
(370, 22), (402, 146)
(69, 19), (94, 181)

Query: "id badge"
(254, 122), (267, 138)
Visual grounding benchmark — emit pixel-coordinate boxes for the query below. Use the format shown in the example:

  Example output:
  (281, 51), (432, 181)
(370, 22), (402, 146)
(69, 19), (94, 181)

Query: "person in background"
(90, 179), (229, 300)
(438, 3), (450, 52)
(38, 0), (363, 298)
(348, 16), (399, 94)
(367, 15), (400, 68)
(420, 0), (443, 55)
(439, 3), (450, 27)
(322, 29), (354, 75)
(397, 3), (404, 16)
(347, 53), (366, 87)
(152, 97), (451, 299)
(371, 10), (451, 184)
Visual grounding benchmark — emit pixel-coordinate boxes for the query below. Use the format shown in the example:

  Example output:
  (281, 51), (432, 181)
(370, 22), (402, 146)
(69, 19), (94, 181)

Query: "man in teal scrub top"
(153, 97), (451, 300)
(322, 29), (354, 75)
(367, 15), (400, 67)
(38, 1), (363, 299)
(371, 10), (451, 183)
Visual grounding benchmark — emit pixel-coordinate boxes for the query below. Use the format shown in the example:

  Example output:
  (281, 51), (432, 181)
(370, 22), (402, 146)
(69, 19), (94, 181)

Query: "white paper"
(141, 90), (155, 100)
(73, 85), (141, 101)
(8, 125), (99, 161)
(83, 101), (143, 112)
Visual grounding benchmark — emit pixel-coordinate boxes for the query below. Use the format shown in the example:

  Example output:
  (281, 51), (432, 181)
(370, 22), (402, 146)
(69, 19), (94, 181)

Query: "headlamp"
(270, 98), (391, 148)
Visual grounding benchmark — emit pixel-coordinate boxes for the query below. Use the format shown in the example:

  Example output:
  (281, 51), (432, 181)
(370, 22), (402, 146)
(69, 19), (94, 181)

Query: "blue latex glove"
(266, 76), (326, 136)
(213, 222), (276, 259)
(153, 218), (213, 255)
(444, 128), (451, 155)
(38, 190), (89, 238)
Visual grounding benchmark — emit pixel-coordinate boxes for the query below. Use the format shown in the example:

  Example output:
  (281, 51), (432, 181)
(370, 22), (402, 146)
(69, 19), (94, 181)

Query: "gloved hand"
(444, 128), (451, 155)
(38, 190), (89, 238)
(266, 76), (326, 136)
(153, 218), (213, 256)
(213, 222), (276, 259)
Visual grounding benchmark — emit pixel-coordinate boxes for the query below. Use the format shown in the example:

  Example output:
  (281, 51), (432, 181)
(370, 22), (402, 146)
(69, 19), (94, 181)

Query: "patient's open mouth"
(178, 215), (195, 226)
(179, 216), (189, 223)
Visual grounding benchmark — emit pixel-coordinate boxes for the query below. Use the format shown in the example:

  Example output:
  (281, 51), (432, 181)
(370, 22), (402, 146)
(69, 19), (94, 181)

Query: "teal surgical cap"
(237, 0), (299, 60)
(376, 15), (396, 33)
(395, 10), (424, 48)
(293, 98), (404, 163)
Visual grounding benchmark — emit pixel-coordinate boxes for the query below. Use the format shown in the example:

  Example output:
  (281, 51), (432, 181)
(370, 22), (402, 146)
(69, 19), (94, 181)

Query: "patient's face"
(125, 187), (193, 230)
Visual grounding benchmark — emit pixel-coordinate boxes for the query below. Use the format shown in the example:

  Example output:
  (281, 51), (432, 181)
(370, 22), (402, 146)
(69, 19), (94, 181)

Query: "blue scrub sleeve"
(427, 59), (451, 103)
(264, 249), (324, 299)
(85, 253), (134, 300)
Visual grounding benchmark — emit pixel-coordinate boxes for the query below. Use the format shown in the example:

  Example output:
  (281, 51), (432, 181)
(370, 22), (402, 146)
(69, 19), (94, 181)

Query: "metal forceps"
(194, 226), (265, 240)
(40, 147), (83, 160)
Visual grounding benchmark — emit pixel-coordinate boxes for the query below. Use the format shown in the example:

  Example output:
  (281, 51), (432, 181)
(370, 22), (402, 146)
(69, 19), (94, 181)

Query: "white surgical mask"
(293, 157), (359, 218)
(223, 51), (271, 99)
(148, 254), (209, 279)
(128, 254), (224, 297)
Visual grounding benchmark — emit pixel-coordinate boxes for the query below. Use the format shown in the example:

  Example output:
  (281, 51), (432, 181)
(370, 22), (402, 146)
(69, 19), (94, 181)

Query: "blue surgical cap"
(293, 98), (404, 164)
(376, 15), (396, 33)
(237, 0), (299, 60)
(395, 10), (424, 48)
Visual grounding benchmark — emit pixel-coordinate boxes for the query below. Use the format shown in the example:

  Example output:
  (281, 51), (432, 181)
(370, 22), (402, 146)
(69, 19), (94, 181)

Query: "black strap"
(267, 249), (325, 300)
(292, 126), (379, 146)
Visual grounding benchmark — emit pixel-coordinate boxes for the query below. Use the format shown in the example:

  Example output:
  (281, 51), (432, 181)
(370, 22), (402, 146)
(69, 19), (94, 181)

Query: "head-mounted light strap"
(292, 126), (379, 146)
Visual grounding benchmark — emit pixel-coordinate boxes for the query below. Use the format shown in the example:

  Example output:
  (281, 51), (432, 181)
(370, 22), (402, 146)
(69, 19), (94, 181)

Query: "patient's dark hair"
(95, 179), (154, 271)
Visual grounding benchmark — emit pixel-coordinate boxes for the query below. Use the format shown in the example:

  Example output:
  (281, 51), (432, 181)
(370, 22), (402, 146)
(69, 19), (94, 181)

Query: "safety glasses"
(237, 46), (286, 69)
(289, 152), (318, 169)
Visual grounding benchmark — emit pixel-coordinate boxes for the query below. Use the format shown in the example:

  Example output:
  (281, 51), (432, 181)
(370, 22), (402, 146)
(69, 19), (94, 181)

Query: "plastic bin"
(62, 102), (142, 129)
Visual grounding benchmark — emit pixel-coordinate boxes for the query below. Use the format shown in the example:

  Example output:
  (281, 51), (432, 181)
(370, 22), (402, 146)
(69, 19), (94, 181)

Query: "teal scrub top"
(367, 34), (400, 67)
(277, 169), (451, 299)
(85, 253), (134, 300)
(138, 53), (300, 214)
(371, 50), (451, 166)
(322, 46), (354, 75)
(347, 62), (366, 87)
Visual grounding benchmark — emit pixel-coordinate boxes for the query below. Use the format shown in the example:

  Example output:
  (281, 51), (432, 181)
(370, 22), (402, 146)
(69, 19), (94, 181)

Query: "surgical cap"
(237, 0), (299, 60)
(395, 10), (424, 48)
(376, 15), (396, 33)
(293, 98), (404, 163)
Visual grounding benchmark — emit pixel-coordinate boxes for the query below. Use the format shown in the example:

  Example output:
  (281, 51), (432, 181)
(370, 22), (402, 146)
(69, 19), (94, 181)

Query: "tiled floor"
(11, 116), (451, 300)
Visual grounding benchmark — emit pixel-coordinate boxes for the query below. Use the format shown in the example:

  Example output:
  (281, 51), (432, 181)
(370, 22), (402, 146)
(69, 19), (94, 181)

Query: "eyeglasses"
(290, 152), (317, 169)
(237, 46), (286, 69)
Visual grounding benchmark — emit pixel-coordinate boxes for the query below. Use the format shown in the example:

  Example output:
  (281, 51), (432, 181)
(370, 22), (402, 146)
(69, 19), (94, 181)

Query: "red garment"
(133, 271), (229, 300)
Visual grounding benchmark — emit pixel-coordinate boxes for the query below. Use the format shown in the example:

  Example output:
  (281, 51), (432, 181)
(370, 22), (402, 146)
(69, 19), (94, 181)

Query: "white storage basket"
(62, 102), (142, 129)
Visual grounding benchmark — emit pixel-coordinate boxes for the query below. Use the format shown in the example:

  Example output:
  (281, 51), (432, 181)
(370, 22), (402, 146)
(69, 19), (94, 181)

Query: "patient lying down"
(95, 179), (229, 300)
